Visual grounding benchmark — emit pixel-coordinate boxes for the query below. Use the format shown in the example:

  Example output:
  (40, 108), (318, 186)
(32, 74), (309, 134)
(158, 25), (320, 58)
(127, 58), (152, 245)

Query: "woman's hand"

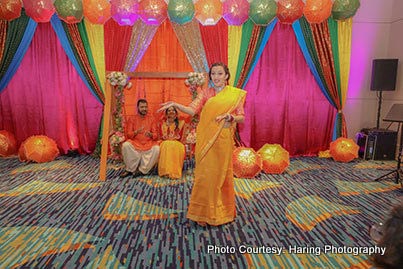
(158, 101), (175, 113)
(215, 113), (233, 123)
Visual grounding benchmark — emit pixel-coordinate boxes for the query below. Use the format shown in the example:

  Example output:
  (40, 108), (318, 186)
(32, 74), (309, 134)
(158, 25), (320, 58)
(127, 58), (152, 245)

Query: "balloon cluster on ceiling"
(0, 0), (360, 26)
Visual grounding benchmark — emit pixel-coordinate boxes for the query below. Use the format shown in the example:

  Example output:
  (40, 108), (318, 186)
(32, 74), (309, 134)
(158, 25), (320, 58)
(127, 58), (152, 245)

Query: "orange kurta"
(187, 86), (246, 226)
(125, 114), (158, 151)
(158, 119), (186, 179)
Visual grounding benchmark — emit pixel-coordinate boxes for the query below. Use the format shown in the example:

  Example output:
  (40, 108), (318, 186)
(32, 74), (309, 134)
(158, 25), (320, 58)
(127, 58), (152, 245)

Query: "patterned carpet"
(0, 155), (401, 268)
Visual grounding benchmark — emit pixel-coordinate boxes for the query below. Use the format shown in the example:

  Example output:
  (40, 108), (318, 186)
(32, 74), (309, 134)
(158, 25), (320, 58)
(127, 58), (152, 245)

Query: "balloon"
(23, 0), (55, 23)
(111, 0), (139, 26)
(258, 144), (290, 174)
(83, 0), (111, 24)
(330, 137), (359, 163)
(139, 0), (167, 26)
(249, 0), (277, 26)
(277, 0), (304, 24)
(0, 0), (22, 21)
(167, 0), (194, 25)
(223, 0), (249, 26)
(233, 147), (262, 178)
(195, 0), (222, 26)
(332, 0), (360, 20)
(303, 0), (332, 24)
(54, 0), (83, 24)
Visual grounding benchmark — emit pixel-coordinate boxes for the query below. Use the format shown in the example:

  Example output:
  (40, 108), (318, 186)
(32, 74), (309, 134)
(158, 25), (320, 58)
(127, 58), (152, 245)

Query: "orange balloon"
(21, 135), (60, 163)
(277, 0), (304, 24)
(258, 143), (290, 174)
(195, 0), (223, 25)
(303, 0), (333, 24)
(0, 130), (17, 157)
(139, 0), (167, 25)
(232, 147), (262, 178)
(83, 0), (111, 24)
(330, 137), (359, 163)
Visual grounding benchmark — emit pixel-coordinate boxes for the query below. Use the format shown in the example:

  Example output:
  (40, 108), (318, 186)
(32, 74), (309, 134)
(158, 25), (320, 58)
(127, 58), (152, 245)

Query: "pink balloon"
(111, 0), (139, 26)
(223, 0), (249, 26)
(23, 0), (56, 23)
(0, 0), (22, 21)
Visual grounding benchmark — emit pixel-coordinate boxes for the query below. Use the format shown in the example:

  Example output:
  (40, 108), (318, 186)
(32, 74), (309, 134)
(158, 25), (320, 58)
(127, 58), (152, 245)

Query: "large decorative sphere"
(83, 0), (111, 24)
(223, 0), (249, 26)
(54, 0), (83, 24)
(249, 0), (277, 26)
(20, 135), (60, 163)
(195, 0), (223, 26)
(303, 0), (333, 24)
(139, 0), (167, 26)
(0, 130), (17, 157)
(329, 137), (359, 163)
(332, 0), (360, 20)
(258, 143), (290, 174)
(233, 147), (262, 178)
(111, 0), (140, 26)
(0, 0), (22, 21)
(167, 0), (194, 25)
(23, 0), (56, 23)
(276, 0), (304, 24)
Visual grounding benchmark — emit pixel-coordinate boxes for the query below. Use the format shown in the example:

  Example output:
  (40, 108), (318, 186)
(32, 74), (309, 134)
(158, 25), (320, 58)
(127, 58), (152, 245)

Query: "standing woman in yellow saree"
(158, 63), (246, 226)
(158, 107), (186, 179)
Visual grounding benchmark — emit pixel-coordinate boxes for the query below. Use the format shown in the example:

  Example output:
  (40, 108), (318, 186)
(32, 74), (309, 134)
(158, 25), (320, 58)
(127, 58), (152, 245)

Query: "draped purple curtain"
(239, 23), (335, 156)
(0, 23), (103, 154)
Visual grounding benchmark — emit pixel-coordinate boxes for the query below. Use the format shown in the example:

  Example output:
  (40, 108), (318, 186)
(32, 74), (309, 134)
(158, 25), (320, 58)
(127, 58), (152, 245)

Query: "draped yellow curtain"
(337, 18), (352, 107)
(227, 25), (243, 86)
(124, 21), (193, 119)
(84, 19), (106, 94)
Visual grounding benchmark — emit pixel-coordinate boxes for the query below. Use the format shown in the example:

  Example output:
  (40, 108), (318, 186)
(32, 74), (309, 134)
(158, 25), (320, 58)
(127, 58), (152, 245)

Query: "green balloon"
(249, 0), (277, 26)
(168, 0), (195, 25)
(332, 0), (360, 20)
(54, 0), (83, 24)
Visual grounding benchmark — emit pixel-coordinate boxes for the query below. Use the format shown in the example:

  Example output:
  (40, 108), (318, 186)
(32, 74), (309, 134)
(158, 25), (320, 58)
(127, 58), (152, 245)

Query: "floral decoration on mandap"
(107, 72), (131, 160)
(184, 72), (205, 100)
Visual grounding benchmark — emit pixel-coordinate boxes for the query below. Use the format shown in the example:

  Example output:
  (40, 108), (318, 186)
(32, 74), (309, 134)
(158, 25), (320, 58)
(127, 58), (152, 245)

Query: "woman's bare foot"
(197, 221), (207, 227)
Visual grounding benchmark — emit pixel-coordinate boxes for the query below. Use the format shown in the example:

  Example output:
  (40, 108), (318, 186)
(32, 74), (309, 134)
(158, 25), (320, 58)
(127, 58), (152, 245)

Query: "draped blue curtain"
(0, 15), (37, 92)
(243, 19), (278, 88)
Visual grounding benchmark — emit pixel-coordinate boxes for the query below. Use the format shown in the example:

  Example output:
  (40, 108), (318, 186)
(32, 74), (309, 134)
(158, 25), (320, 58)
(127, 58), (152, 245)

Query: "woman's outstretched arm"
(158, 101), (196, 117)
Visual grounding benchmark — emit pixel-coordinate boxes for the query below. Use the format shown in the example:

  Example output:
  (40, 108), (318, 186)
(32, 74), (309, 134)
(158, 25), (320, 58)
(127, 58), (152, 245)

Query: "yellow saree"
(187, 86), (246, 226)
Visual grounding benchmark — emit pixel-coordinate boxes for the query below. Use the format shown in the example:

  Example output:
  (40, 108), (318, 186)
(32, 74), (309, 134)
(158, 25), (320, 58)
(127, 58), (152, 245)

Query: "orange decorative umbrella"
(232, 147), (262, 178)
(330, 137), (359, 163)
(0, 130), (17, 157)
(258, 143), (290, 174)
(21, 135), (60, 163)
(18, 141), (27, 162)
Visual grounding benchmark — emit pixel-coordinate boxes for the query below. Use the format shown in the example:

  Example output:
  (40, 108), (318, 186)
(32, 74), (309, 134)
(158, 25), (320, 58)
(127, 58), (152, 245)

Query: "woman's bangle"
(226, 114), (234, 122)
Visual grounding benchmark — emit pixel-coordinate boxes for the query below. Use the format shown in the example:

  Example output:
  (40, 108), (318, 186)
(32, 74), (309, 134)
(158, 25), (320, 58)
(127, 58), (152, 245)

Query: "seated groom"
(120, 99), (160, 178)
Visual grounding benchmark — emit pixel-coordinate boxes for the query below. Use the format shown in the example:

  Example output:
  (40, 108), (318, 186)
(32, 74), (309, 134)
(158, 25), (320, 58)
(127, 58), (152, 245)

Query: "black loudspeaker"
(357, 128), (397, 160)
(370, 59), (398, 91)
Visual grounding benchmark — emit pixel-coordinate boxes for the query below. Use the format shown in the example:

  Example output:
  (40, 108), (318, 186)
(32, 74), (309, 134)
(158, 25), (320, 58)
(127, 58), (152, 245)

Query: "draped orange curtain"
(124, 20), (193, 120)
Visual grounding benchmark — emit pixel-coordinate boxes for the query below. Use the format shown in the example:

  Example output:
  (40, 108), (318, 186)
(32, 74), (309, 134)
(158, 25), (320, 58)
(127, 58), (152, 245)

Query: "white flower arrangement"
(184, 72), (206, 87)
(107, 71), (130, 87)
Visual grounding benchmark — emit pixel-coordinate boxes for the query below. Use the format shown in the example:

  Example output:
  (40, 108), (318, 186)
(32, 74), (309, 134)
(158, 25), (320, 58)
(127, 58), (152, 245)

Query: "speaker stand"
(376, 90), (383, 129)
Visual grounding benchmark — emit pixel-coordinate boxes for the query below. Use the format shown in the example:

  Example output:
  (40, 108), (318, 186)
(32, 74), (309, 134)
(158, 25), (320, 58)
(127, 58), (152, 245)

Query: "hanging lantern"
(23, 0), (55, 23)
(249, 0), (277, 26)
(332, 0), (360, 20)
(329, 137), (359, 163)
(54, 0), (83, 24)
(111, 0), (140, 26)
(167, 0), (194, 25)
(303, 0), (332, 24)
(258, 144), (290, 174)
(0, 0), (22, 21)
(139, 0), (167, 26)
(277, 0), (304, 24)
(232, 147), (262, 178)
(83, 0), (111, 24)
(0, 130), (17, 157)
(223, 0), (249, 26)
(21, 135), (60, 163)
(195, 0), (222, 26)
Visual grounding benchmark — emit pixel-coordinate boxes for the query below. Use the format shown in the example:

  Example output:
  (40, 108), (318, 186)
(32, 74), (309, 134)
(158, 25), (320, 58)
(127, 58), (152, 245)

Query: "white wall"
(344, 0), (403, 139)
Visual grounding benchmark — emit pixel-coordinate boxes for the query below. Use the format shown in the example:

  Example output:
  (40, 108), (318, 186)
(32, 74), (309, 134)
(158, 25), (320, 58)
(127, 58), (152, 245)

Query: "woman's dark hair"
(165, 106), (179, 130)
(208, 62), (230, 83)
(372, 202), (403, 268)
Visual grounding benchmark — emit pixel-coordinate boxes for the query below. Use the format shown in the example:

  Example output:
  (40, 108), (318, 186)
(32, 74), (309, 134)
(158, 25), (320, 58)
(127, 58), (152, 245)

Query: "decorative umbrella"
(22, 135), (60, 163)
(330, 137), (359, 163)
(0, 130), (17, 157)
(232, 147), (262, 178)
(258, 143), (290, 174)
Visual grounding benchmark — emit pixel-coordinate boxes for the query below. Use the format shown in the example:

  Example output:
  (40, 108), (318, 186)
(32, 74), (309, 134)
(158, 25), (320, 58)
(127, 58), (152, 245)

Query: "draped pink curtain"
(239, 23), (335, 156)
(0, 23), (103, 154)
